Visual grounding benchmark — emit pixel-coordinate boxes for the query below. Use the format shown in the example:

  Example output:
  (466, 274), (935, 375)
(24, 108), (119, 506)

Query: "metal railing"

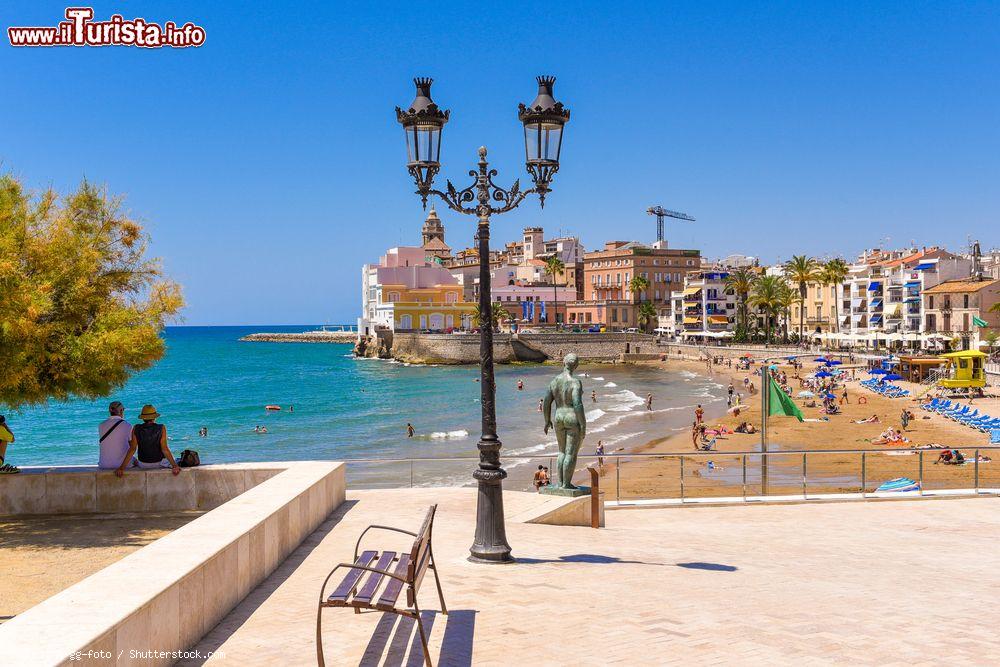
(342, 446), (1000, 504)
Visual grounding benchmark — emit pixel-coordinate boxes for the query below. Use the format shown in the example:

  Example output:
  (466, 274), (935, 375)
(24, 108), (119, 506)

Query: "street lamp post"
(396, 76), (570, 563)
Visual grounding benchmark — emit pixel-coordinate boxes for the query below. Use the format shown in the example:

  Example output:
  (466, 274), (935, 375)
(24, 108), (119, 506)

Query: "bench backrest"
(406, 504), (436, 606)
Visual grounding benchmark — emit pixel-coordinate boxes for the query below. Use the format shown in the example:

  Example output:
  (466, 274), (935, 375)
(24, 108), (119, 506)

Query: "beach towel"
(876, 477), (920, 493)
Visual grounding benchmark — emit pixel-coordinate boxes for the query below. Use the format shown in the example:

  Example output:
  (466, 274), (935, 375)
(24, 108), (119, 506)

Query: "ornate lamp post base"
(469, 464), (514, 563)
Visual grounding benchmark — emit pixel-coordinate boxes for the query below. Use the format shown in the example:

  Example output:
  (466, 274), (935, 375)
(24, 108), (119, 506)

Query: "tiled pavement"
(184, 488), (1000, 665)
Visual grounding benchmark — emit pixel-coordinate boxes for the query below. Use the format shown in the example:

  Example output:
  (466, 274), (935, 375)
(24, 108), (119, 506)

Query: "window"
(928, 295), (934, 309)
(611, 309), (618, 323)
(963, 294), (969, 308)
(399, 315), (412, 329)
(622, 309), (629, 322)
(446, 292), (457, 303)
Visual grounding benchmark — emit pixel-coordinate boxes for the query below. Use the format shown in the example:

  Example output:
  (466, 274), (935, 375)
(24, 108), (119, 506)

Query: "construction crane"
(647, 205), (695, 243)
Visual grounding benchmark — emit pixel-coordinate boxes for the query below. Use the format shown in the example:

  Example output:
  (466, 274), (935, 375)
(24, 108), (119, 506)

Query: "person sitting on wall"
(116, 405), (180, 477)
(99, 401), (136, 470)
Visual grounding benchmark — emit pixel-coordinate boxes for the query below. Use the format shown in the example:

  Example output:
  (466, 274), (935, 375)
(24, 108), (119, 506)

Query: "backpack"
(178, 449), (201, 467)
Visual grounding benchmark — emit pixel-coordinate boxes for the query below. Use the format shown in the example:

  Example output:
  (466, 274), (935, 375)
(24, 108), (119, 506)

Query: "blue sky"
(2, 1), (997, 325)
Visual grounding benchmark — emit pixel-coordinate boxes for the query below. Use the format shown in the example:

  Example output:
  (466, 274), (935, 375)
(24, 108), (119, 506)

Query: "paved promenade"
(185, 489), (1000, 665)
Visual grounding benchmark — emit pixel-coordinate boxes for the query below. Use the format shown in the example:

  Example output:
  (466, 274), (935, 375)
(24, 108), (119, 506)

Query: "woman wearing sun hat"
(116, 404), (180, 477)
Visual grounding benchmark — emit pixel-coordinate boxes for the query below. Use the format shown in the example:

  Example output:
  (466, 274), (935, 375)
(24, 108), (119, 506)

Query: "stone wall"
(390, 332), (658, 364)
(0, 461), (346, 666)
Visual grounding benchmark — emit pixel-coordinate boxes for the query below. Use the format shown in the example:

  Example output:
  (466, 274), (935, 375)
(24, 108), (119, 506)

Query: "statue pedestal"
(540, 485), (590, 498)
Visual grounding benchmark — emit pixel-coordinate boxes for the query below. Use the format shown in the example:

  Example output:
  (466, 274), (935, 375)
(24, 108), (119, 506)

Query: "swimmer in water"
(517, 380), (524, 391)
(407, 423), (415, 438)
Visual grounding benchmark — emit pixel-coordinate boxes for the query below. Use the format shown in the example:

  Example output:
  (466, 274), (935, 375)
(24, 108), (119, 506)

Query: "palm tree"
(628, 274), (650, 302)
(749, 274), (784, 344)
(724, 267), (756, 342)
(821, 258), (849, 334)
(637, 302), (658, 333)
(777, 280), (800, 344)
(472, 301), (510, 331)
(544, 255), (565, 327)
(783, 255), (820, 342)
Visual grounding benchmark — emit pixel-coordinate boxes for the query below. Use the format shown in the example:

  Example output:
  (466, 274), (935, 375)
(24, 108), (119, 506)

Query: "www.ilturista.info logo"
(8, 7), (206, 48)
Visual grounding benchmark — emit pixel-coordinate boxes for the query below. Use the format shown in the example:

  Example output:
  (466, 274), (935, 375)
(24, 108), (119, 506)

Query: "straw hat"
(138, 405), (160, 421)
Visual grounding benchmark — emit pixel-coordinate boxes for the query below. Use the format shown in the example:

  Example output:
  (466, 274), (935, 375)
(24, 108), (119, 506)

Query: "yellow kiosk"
(937, 350), (988, 389)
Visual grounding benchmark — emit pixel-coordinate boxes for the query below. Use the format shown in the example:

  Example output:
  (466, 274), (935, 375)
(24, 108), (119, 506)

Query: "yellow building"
(359, 247), (475, 334)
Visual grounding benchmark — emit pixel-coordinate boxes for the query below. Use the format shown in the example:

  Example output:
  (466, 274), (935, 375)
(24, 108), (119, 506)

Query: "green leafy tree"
(724, 267), (756, 342)
(0, 175), (183, 408)
(637, 302), (658, 333)
(783, 255), (820, 342)
(820, 258), (850, 334)
(544, 255), (565, 326)
(983, 330), (999, 354)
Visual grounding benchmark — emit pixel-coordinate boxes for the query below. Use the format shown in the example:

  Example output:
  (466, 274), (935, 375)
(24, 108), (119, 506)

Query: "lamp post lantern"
(396, 76), (570, 563)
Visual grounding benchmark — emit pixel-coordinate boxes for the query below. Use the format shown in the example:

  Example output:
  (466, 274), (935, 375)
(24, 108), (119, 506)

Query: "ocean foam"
(585, 408), (607, 422)
(592, 377), (605, 381)
(427, 429), (470, 440)
(603, 381), (618, 387)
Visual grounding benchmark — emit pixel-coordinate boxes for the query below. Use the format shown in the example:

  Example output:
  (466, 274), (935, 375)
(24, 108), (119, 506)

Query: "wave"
(507, 441), (556, 456)
(603, 382), (618, 387)
(606, 389), (645, 412)
(585, 409), (606, 422)
(592, 376), (605, 381)
(423, 429), (470, 440)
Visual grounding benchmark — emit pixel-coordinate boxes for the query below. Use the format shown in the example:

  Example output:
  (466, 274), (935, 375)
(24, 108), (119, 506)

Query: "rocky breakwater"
(240, 331), (357, 344)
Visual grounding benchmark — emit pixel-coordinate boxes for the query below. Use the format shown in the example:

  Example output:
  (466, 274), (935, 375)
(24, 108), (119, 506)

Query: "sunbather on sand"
(855, 414), (880, 424)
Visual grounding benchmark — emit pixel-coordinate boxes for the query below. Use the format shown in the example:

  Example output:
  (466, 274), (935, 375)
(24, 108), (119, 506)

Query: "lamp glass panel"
(524, 121), (563, 163)
(405, 123), (441, 165)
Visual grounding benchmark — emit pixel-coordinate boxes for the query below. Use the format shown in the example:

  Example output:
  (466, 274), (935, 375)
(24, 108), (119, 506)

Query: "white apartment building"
(836, 247), (972, 349)
(664, 271), (736, 340)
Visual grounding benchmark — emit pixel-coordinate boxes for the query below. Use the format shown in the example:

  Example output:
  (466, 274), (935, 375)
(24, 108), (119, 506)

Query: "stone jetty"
(239, 331), (357, 343)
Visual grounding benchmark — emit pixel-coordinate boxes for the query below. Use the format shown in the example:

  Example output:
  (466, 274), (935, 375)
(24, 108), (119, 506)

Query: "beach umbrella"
(797, 391), (815, 398)
(815, 371), (832, 378)
(826, 360), (842, 366)
(769, 364), (778, 370)
(814, 357), (828, 362)
(868, 368), (888, 375)
(823, 393), (836, 399)
(883, 373), (903, 381)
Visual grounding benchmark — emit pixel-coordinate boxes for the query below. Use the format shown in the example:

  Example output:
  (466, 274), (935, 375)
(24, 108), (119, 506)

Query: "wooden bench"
(316, 505), (447, 666)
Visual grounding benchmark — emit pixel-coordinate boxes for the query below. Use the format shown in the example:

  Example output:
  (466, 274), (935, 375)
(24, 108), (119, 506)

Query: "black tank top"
(134, 422), (165, 463)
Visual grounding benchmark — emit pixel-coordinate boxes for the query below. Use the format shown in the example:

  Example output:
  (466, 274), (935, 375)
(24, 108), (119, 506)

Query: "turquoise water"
(2, 326), (727, 486)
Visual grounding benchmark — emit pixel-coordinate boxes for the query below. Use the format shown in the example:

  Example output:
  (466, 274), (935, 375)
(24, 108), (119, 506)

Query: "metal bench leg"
(316, 605), (326, 667)
(429, 546), (448, 615)
(412, 603), (432, 667)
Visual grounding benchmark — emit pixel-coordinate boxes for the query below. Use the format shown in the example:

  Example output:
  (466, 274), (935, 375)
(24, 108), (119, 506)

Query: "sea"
(4, 326), (728, 489)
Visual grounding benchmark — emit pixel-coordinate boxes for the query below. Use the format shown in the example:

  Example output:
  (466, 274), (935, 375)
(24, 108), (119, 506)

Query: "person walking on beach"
(0, 415), (18, 474)
(646, 393), (653, 410)
(596, 440), (605, 469)
(407, 423), (415, 438)
(901, 408), (911, 431)
(691, 421), (700, 448)
(537, 398), (544, 411)
(99, 401), (134, 470)
(695, 404), (704, 425)
(591, 390), (597, 403)
(840, 386), (849, 405)
(117, 405), (180, 477)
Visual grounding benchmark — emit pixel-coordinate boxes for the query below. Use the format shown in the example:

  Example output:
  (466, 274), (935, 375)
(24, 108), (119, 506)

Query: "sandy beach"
(588, 351), (998, 500)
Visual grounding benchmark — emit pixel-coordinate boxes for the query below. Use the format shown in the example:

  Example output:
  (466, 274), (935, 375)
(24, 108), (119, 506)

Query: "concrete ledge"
(0, 463), (290, 517)
(0, 461), (346, 666)
(509, 491), (605, 527)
